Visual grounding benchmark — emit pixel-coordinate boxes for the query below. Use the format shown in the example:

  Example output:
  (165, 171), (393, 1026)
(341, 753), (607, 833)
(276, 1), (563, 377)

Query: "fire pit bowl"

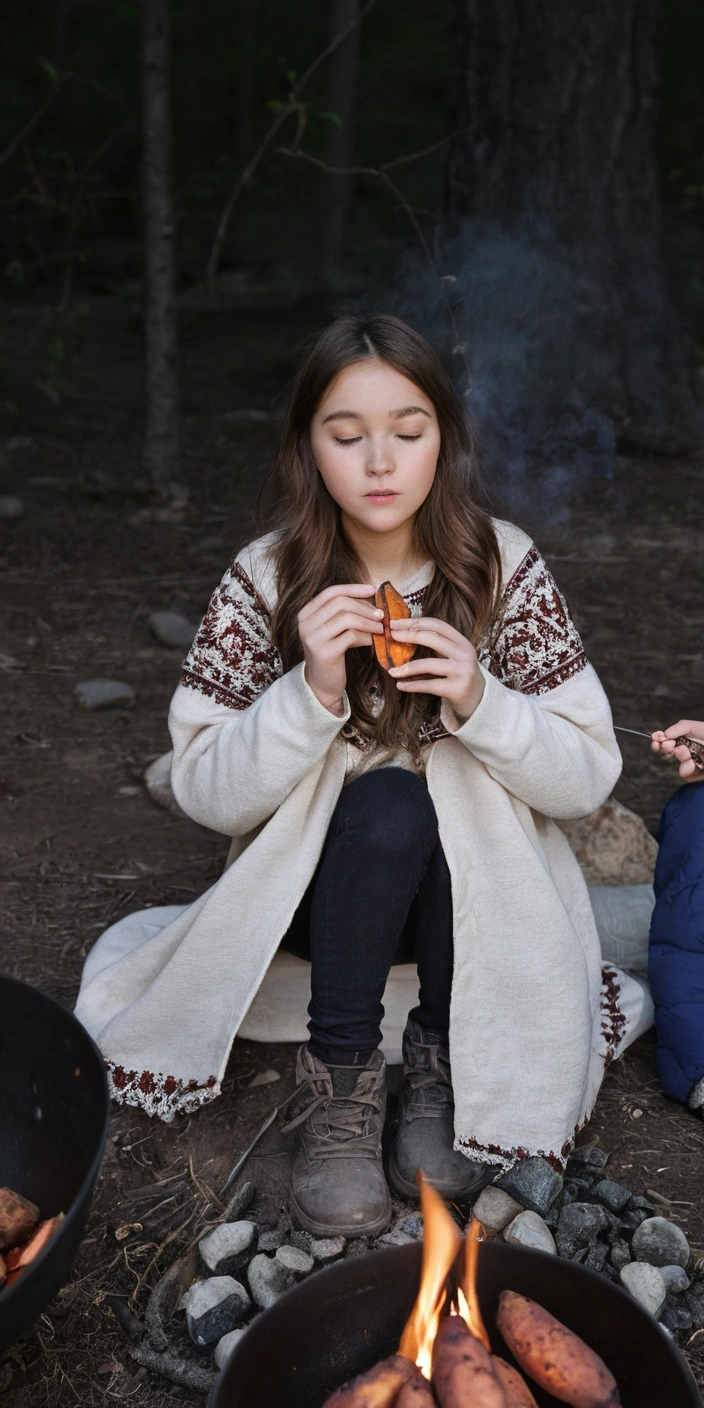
(0, 976), (110, 1354)
(210, 1240), (702, 1408)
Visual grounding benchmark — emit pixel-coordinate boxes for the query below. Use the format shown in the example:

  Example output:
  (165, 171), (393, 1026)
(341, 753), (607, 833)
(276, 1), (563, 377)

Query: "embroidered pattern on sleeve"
(484, 543), (587, 696)
(181, 561), (282, 709)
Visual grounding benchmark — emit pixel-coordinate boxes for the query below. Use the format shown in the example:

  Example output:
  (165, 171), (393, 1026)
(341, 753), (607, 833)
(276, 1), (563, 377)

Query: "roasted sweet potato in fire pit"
(396, 1375), (436, 1407)
(432, 1315), (508, 1407)
(373, 581), (418, 671)
(496, 1291), (621, 1408)
(322, 1352), (417, 1407)
(493, 1357), (539, 1407)
(0, 1187), (39, 1249)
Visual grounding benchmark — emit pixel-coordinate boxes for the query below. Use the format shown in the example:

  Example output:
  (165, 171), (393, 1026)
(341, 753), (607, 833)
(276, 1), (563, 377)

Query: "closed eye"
(334, 436), (363, 445)
(398, 434), (422, 441)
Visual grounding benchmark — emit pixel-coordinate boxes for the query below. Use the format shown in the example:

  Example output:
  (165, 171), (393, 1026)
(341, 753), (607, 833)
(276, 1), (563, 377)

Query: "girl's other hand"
(651, 720), (704, 782)
(298, 584), (383, 716)
(388, 616), (485, 726)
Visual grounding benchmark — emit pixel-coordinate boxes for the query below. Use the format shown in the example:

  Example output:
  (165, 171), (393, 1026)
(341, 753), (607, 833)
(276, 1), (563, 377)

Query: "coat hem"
(107, 1062), (220, 1122)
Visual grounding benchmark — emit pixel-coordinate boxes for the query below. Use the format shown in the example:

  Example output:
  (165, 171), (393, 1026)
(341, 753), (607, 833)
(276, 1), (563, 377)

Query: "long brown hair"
(259, 312), (501, 758)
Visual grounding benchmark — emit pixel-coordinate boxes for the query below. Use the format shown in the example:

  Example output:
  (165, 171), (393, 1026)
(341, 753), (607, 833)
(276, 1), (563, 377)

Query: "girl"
(75, 313), (651, 1238)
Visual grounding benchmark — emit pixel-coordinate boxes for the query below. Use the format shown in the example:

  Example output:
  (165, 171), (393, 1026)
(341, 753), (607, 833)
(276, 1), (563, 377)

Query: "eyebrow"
(321, 405), (432, 425)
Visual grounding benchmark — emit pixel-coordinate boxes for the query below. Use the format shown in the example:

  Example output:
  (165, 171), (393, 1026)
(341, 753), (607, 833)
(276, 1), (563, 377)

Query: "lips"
(365, 492), (398, 500)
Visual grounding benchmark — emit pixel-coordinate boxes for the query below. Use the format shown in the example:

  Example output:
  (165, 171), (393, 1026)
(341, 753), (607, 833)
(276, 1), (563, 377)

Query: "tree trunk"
(444, 0), (702, 454)
(141, 0), (184, 496)
(325, 0), (361, 285)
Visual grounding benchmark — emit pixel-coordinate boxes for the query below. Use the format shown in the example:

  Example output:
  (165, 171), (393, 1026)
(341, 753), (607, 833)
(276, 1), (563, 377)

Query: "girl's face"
(310, 358), (441, 538)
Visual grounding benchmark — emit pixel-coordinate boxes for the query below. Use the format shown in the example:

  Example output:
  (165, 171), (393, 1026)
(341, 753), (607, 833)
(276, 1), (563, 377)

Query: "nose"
(366, 432), (394, 476)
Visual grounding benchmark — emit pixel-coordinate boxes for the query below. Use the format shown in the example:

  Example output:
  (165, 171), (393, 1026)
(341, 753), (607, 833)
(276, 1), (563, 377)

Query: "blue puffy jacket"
(649, 782), (704, 1103)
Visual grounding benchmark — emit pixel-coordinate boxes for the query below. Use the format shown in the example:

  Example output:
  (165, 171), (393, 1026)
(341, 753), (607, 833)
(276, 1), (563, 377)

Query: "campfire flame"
(456, 1217), (491, 1350)
(398, 1173), (461, 1378)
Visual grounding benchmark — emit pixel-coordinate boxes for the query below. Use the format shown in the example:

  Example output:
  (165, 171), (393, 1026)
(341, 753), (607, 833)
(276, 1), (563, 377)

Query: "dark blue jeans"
(281, 767), (454, 1065)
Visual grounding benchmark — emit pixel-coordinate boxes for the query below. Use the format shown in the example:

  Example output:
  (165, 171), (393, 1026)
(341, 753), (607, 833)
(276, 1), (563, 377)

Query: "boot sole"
(388, 1149), (493, 1204)
(290, 1189), (392, 1240)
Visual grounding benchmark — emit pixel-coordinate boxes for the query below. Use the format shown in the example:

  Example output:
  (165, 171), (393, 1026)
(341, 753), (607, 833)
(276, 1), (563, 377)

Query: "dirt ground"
(1, 300), (704, 1405)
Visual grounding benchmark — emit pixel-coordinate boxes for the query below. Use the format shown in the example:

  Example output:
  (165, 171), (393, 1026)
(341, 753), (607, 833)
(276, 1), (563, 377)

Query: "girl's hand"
(298, 584), (383, 716)
(651, 720), (704, 782)
(388, 616), (485, 725)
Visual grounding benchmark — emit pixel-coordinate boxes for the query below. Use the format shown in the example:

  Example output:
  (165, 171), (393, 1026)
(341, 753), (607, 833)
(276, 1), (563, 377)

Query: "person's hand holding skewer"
(651, 720), (704, 782)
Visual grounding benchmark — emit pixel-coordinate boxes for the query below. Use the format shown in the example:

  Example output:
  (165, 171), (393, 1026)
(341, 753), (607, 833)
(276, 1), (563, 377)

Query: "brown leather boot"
(281, 1045), (392, 1238)
(389, 1018), (494, 1202)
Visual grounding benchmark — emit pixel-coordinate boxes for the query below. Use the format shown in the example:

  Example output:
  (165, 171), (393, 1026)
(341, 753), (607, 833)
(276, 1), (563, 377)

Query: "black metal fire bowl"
(210, 1239), (702, 1408)
(0, 975), (110, 1354)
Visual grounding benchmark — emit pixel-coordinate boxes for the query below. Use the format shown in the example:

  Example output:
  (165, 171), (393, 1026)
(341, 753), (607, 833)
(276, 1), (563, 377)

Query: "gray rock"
(684, 1292), (704, 1327)
(592, 1179), (632, 1214)
(660, 1304), (694, 1334)
(610, 1240), (631, 1271)
(661, 1265), (691, 1294)
(556, 1202), (608, 1257)
(225, 1181), (256, 1222)
(214, 1327), (246, 1369)
(257, 1225), (287, 1253)
(620, 1262), (667, 1319)
(247, 1253), (296, 1309)
(503, 1211), (556, 1255)
(379, 1227), (416, 1247)
(396, 1213), (424, 1241)
(497, 1157), (563, 1217)
(310, 1236), (346, 1262)
(275, 1244), (314, 1277)
(148, 610), (198, 649)
(621, 1208), (650, 1231)
(0, 495), (25, 520)
(630, 1195), (656, 1212)
(74, 678), (136, 710)
(583, 1240), (608, 1273)
(289, 1230), (314, 1254)
(473, 1187), (525, 1234)
(183, 1276), (250, 1348)
(199, 1221), (257, 1277)
(632, 1217), (690, 1270)
(566, 1146), (609, 1173)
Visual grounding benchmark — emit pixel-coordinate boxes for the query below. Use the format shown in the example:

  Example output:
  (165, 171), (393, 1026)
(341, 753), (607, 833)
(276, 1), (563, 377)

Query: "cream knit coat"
(75, 519), (651, 1170)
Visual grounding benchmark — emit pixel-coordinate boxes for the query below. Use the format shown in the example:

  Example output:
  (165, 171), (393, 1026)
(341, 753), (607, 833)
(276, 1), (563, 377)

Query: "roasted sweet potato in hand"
(432, 1315), (508, 1407)
(492, 1358), (539, 1407)
(496, 1291), (620, 1408)
(373, 582), (417, 671)
(323, 1353), (417, 1408)
(396, 1374), (437, 1408)
(0, 1187), (39, 1249)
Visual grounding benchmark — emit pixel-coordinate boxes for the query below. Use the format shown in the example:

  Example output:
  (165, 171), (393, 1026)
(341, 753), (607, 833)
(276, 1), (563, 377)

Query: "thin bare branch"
(205, 0), (381, 290)
(0, 71), (123, 168)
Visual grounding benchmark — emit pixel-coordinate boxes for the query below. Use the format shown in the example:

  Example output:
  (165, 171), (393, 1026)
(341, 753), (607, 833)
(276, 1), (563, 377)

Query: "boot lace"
(404, 1037), (454, 1122)
(279, 1064), (383, 1159)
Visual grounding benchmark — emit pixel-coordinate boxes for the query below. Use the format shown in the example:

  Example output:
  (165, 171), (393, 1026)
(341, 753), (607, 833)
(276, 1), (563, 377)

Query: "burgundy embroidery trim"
(600, 963), (629, 1069)
(107, 1062), (219, 1121)
(488, 544), (587, 696)
(182, 561), (282, 711)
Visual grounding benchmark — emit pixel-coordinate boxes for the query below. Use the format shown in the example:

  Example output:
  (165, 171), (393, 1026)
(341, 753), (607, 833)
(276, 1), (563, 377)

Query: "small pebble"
(620, 1262), (667, 1319)
(214, 1327), (246, 1369)
(75, 678), (136, 710)
(583, 1240), (608, 1273)
(592, 1179), (632, 1214)
(148, 610), (198, 649)
(632, 1217), (690, 1270)
(257, 1225), (287, 1253)
(310, 1236), (346, 1262)
(503, 1210), (556, 1255)
(248, 1068), (281, 1088)
(556, 1202), (608, 1257)
(0, 495), (25, 520)
(566, 1145), (609, 1172)
(610, 1240), (631, 1271)
(183, 1276), (250, 1348)
(661, 1265), (691, 1294)
(396, 1213), (424, 1241)
(199, 1221), (257, 1277)
(473, 1187), (524, 1234)
(275, 1244), (314, 1277)
(621, 1208), (650, 1231)
(660, 1304), (694, 1334)
(289, 1230), (314, 1253)
(247, 1252), (296, 1308)
(379, 1227), (417, 1247)
(497, 1157), (563, 1217)
(684, 1291), (704, 1327)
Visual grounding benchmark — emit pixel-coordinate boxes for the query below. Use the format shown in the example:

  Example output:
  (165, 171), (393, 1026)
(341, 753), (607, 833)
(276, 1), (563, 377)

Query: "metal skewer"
(218, 1104), (280, 1199)
(615, 726), (704, 769)
(614, 727), (653, 740)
